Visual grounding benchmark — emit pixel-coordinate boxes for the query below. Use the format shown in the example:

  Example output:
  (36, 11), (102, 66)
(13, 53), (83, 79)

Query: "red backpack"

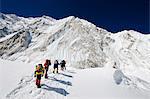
(44, 59), (50, 67)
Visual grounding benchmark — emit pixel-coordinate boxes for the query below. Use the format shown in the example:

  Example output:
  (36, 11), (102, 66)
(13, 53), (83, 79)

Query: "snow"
(0, 32), (18, 42)
(67, 62), (150, 99)
(0, 59), (34, 98)
(0, 59), (149, 99)
(113, 70), (124, 85)
(102, 30), (150, 91)
(0, 14), (107, 69)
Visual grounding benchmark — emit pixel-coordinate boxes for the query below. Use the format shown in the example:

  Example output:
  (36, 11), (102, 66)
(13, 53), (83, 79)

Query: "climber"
(53, 60), (59, 73)
(60, 60), (66, 71)
(34, 64), (44, 88)
(44, 59), (51, 78)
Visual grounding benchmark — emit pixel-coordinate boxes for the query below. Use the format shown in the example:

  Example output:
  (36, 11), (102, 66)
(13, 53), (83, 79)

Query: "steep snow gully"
(0, 13), (150, 99)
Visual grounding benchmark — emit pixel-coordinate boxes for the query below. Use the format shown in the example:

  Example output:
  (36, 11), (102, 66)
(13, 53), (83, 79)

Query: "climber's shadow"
(66, 70), (76, 74)
(41, 84), (69, 96)
(59, 73), (73, 78)
(52, 77), (72, 86)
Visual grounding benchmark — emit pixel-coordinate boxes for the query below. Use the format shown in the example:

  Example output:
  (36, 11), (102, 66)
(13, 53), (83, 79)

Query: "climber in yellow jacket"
(34, 64), (44, 88)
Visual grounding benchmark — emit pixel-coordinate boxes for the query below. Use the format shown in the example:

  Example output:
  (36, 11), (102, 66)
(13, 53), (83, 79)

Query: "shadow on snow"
(66, 70), (76, 74)
(41, 84), (69, 96)
(52, 77), (72, 86)
(59, 73), (73, 78)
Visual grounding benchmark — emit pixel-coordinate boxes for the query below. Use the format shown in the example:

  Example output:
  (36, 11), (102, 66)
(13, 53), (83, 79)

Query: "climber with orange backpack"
(44, 59), (51, 78)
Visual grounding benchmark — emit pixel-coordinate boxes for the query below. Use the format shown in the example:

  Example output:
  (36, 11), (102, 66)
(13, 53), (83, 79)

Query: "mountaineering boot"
(37, 85), (41, 88)
(45, 72), (48, 78)
(45, 76), (48, 78)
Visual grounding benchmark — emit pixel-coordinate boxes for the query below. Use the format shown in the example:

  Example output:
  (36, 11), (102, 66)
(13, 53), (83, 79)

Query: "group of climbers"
(34, 59), (66, 88)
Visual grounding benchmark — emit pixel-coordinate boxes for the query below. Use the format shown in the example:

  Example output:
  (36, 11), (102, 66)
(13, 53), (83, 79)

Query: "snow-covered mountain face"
(103, 30), (150, 91)
(0, 13), (150, 93)
(0, 13), (150, 66)
(0, 13), (150, 69)
(0, 13), (108, 68)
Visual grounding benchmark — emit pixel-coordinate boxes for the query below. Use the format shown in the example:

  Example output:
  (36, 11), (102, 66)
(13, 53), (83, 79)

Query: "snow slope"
(68, 62), (150, 99)
(0, 59), (149, 99)
(0, 59), (34, 98)
(102, 30), (150, 91)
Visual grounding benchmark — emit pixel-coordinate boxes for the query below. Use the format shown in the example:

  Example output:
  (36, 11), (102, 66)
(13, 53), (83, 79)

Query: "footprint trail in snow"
(6, 69), (75, 99)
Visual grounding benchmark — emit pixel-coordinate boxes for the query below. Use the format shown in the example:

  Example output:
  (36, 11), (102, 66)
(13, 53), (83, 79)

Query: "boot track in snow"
(6, 70), (75, 99)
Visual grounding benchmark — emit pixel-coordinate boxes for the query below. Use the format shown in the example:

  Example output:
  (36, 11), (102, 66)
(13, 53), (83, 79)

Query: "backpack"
(61, 60), (66, 65)
(36, 64), (44, 71)
(44, 59), (51, 67)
